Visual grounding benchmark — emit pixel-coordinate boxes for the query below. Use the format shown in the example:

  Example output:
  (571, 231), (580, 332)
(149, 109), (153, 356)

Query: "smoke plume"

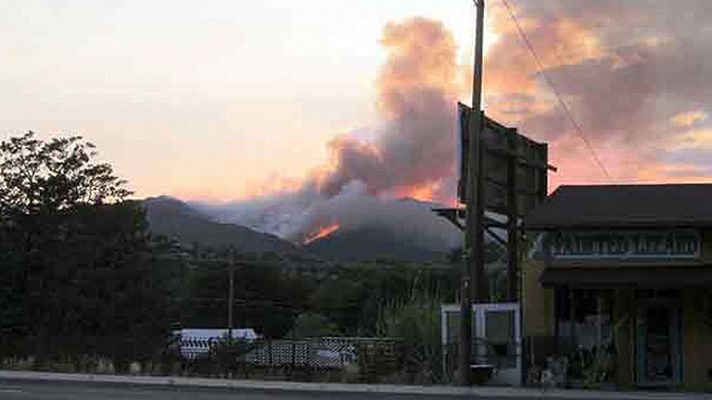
(200, 17), (463, 242)
(317, 17), (458, 200)
(202, 2), (712, 242)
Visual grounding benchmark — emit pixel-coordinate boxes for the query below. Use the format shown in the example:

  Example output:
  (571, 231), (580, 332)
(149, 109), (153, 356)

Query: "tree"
(312, 263), (458, 336)
(180, 257), (310, 339)
(288, 312), (341, 338)
(376, 290), (443, 383)
(0, 132), (170, 369)
(0, 131), (131, 217)
(48, 202), (171, 368)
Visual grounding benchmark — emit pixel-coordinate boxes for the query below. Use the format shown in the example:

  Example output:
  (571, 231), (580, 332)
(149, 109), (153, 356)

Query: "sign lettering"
(549, 230), (700, 260)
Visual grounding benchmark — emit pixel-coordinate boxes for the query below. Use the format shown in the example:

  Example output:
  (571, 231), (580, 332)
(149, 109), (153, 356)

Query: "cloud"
(480, 0), (712, 186)
(671, 111), (708, 128)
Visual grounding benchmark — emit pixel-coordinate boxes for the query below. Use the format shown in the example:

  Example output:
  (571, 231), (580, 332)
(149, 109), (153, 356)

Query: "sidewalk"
(0, 370), (710, 400)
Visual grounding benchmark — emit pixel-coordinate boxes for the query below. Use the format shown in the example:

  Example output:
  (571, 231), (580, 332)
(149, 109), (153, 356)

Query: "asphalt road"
(1, 378), (703, 400)
(0, 380), (516, 400)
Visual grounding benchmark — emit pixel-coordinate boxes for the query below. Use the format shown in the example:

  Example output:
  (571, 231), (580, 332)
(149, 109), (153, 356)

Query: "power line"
(499, 0), (613, 182)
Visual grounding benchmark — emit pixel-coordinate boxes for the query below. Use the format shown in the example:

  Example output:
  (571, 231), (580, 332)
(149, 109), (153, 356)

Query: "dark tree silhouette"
(0, 132), (169, 370)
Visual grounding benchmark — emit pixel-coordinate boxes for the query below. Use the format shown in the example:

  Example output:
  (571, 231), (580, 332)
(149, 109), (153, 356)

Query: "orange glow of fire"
(404, 185), (436, 202)
(303, 223), (340, 245)
(392, 181), (442, 202)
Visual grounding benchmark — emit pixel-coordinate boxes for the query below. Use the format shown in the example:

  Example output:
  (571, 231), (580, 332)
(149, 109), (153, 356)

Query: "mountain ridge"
(142, 195), (463, 262)
(141, 196), (305, 255)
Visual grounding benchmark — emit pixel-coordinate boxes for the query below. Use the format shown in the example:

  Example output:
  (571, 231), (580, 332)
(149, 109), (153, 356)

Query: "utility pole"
(507, 128), (518, 302)
(472, 0), (489, 369)
(458, 0), (486, 386)
(227, 248), (236, 339)
(470, 0), (487, 305)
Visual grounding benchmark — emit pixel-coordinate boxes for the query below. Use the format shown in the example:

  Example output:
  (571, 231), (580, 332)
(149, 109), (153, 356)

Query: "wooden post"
(459, 0), (486, 386)
(507, 128), (518, 302)
(470, 0), (488, 305)
(569, 287), (576, 349)
(227, 249), (235, 339)
(457, 276), (472, 385)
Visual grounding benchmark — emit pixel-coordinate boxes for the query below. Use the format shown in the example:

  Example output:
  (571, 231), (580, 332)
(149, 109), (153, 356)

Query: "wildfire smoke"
(256, 17), (464, 243)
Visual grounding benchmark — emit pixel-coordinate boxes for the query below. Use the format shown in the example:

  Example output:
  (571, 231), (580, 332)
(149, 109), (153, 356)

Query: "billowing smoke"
(317, 17), (458, 200)
(196, 17), (462, 244)
(200, 2), (712, 243)
(195, 180), (461, 248)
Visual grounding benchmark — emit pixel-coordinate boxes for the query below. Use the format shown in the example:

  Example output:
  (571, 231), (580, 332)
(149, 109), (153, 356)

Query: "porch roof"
(522, 184), (712, 230)
(540, 266), (712, 288)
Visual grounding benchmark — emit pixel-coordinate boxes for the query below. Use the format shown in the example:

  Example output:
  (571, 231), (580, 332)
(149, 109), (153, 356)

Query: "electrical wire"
(499, 0), (613, 182)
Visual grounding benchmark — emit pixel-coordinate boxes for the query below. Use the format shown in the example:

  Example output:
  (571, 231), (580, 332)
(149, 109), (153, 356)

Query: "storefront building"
(521, 184), (712, 390)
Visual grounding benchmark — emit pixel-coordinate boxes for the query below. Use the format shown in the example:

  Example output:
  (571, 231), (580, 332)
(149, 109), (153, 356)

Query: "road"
(0, 380), (513, 400)
(0, 378), (703, 400)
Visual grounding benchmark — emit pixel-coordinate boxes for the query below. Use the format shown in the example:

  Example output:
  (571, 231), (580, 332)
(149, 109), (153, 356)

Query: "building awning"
(540, 266), (712, 288)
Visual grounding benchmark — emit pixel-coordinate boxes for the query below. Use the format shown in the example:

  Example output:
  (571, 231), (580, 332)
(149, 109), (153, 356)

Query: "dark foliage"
(179, 259), (310, 338)
(0, 132), (171, 369)
(312, 263), (459, 336)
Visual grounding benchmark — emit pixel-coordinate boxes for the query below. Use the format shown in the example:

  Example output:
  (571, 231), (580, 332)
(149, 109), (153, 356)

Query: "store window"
(555, 288), (613, 351)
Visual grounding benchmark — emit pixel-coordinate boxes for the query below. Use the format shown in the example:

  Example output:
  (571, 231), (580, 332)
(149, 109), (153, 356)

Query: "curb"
(0, 370), (708, 400)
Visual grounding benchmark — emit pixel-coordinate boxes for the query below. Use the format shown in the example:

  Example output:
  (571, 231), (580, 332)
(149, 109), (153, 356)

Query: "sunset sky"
(1, 0), (711, 203)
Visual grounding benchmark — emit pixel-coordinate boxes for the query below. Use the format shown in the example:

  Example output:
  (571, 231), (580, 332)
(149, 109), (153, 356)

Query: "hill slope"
(304, 224), (453, 262)
(142, 196), (304, 255)
(301, 198), (462, 262)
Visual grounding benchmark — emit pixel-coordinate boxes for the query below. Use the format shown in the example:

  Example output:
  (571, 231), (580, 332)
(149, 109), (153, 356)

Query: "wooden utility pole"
(227, 248), (236, 338)
(507, 128), (519, 301)
(458, 0), (486, 386)
(471, 0), (488, 305)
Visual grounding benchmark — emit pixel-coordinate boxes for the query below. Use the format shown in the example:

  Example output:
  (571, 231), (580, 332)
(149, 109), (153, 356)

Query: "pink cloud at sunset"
(480, 0), (712, 189)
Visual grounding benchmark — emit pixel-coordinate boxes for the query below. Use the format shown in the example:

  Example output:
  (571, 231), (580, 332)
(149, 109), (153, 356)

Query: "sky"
(1, 0), (711, 203)
(0, 0), (484, 201)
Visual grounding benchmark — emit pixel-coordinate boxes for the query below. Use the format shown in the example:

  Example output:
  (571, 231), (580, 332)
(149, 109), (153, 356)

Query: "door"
(636, 303), (682, 386)
(473, 303), (522, 386)
(439, 303), (522, 386)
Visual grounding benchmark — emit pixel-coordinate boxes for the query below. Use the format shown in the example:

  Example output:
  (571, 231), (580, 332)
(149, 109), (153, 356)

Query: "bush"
(376, 291), (442, 383)
(213, 335), (255, 378)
